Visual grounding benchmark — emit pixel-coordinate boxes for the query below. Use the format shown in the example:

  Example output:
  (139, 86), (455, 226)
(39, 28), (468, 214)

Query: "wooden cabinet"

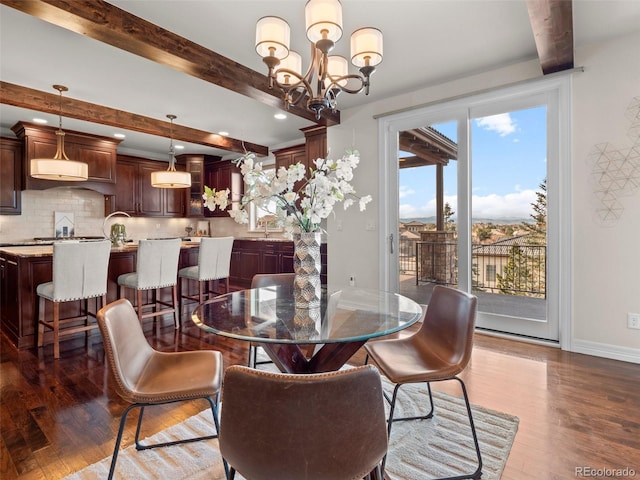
(0, 255), (20, 342)
(109, 155), (185, 217)
(273, 126), (327, 193)
(274, 144), (307, 171)
(204, 158), (243, 218)
(302, 125), (328, 163)
(178, 154), (222, 217)
(229, 240), (327, 289)
(11, 121), (120, 195)
(0, 137), (22, 215)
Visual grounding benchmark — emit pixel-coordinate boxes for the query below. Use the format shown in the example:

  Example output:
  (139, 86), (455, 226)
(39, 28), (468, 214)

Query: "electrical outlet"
(628, 313), (640, 330)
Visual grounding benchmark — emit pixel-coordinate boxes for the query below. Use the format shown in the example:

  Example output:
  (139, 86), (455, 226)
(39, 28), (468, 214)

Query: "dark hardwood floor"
(1, 313), (639, 479)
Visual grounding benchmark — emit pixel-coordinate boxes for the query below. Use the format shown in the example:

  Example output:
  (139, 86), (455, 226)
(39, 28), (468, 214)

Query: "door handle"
(389, 234), (394, 254)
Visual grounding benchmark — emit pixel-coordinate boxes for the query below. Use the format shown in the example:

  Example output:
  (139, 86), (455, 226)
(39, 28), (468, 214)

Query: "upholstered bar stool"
(37, 239), (111, 359)
(117, 238), (181, 329)
(178, 236), (234, 317)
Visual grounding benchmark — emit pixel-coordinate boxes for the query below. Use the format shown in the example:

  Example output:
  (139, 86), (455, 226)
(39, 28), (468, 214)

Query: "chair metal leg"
(451, 377), (483, 480)
(108, 396), (224, 480)
(384, 382), (434, 437)
(381, 378), (482, 480)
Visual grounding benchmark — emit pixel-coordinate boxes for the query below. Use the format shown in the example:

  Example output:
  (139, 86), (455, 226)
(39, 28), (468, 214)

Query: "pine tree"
(521, 178), (547, 244)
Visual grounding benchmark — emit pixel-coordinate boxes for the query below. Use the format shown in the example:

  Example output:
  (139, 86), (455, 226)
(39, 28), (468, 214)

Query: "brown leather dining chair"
(97, 298), (226, 480)
(219, 364), (388, 480)
(364, 285), (482, 479)
(247, 272), (296, 368)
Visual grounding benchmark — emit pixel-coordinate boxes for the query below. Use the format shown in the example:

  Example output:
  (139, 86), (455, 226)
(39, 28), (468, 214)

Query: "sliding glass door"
(380, 77), (571, 342)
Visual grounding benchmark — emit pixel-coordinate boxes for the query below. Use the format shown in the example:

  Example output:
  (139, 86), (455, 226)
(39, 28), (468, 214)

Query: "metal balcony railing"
(399, 238), (546, 298)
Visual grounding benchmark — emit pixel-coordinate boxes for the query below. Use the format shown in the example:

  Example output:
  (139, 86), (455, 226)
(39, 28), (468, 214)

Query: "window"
(486, 264), (497, 282)
(248, 167), (283, 233)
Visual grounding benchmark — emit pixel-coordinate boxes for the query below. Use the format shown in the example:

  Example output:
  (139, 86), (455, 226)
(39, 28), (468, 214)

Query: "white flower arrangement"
(203, 150), (372, 237)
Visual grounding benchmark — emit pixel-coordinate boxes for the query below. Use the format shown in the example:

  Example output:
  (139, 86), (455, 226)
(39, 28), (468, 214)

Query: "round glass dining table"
(191, 286), (423, 373)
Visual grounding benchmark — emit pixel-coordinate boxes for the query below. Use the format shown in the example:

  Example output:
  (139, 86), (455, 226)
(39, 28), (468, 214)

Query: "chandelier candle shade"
(256, 0), (383, 119)
(151, 114), (191, 188)
(30, 85), (88, 181)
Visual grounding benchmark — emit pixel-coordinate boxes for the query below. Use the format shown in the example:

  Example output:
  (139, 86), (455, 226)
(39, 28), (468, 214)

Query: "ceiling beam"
(526, 0), (574, 75)
(0, 81), (269, 156)
(0, 0), (340, 127)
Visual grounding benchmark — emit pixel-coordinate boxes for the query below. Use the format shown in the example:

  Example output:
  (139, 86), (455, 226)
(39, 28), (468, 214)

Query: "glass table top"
(191, 286), (423, 345)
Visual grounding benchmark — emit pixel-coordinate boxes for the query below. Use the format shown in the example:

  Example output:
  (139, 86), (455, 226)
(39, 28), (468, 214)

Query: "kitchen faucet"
(103, 211), (131, 238)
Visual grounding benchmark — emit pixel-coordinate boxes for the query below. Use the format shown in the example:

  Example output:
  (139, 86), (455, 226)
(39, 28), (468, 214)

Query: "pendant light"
(30, 85), (88, 181)
(151, 114), (191, 188)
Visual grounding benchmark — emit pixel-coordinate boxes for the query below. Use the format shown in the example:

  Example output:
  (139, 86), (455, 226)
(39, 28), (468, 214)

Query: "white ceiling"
(1, 1), (639, 161)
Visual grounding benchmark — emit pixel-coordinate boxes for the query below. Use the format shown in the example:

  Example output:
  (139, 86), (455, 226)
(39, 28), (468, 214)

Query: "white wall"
(571, 31), (640, 359)
(327, 31), (640, 362)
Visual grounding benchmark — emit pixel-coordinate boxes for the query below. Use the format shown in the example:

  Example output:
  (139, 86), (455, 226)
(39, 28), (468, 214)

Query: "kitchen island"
(0, 238), (327, 350)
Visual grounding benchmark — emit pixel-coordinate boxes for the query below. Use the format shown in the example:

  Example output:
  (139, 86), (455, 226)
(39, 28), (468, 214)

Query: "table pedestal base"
(260, 340), (366, 373)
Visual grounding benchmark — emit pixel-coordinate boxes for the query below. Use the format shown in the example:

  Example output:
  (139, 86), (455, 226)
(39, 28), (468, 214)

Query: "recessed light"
(174, 145), (185, 150)
(113, 133), (126, 139)
(33, 118), (48, 124)
(274, 113), (287, 120)
(218, 131), (229, 136)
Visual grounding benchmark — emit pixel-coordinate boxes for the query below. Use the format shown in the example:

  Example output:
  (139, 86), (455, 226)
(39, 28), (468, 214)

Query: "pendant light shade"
(151, 114), (191, 188)
(30, 85), (89, 181)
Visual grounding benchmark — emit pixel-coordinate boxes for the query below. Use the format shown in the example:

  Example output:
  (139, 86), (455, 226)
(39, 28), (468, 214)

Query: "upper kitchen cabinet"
(11, 122), (121, 195)
(177, 154), (221, 218)
(274, 144), (306, 171)
(204, 158), (243, 218)
(0, 137), (22, 215)
(274, 126), (327, 174)
(108, 155), (185, 217)
(302, 125), (328, 163)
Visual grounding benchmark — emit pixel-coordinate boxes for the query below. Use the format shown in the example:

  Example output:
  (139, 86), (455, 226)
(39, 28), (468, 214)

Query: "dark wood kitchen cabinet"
(11, 121), (121, 195)
(204, 158), (244, 218)
(229, 239), (327, 289)
(274, 144), (306, 171)
(107, 155), (185, 217)
(177, 154), (222, 217)
(0, 137), (22, 215)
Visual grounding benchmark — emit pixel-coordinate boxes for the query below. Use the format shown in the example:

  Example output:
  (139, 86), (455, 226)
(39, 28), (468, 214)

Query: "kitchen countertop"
(0, 241), (203, 258)
(0, 236), (303, 258)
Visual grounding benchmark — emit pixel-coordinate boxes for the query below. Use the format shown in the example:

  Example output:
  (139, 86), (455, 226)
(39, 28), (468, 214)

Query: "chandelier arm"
(287, 87), (311, 108)
(324, 74), (368, 95)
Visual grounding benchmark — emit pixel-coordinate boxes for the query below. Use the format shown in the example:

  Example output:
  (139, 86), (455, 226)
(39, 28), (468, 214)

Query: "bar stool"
(117, 238), (181, 329)
(36, 239), (112, 359)
(178, 236), (234, 317)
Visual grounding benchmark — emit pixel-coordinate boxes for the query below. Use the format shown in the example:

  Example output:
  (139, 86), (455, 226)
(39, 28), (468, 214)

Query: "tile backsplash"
(0, 189), (259, 243)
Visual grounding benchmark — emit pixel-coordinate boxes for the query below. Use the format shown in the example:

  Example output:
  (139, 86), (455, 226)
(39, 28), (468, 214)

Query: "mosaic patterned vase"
(293, 231), (322, 308)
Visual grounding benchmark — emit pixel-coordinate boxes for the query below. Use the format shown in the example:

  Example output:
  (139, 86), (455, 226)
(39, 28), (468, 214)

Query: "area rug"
(63, 376), (518, 480)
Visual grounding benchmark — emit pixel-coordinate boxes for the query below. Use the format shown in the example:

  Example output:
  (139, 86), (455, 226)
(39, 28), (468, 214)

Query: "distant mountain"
(400, 217), (529, 225)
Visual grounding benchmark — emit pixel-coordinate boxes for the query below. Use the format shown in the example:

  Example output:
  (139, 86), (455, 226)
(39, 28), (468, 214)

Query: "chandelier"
(151, 114), (192, 188)
(30, 85), (88, 181)
(255, 0), (383, 119)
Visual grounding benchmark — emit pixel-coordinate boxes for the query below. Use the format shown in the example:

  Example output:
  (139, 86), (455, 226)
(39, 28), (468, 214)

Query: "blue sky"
(399, 106), (547, 221)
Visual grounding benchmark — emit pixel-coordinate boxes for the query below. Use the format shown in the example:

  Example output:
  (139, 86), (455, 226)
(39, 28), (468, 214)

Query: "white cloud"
(398, 185), (415, 199)
(399, 189), (537, 220)
(471, 189), (536, 219)
(475, 113), (516, 137)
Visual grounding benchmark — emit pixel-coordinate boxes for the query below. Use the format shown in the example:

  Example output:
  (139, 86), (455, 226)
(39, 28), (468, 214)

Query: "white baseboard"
(571, 339), (640, 364)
